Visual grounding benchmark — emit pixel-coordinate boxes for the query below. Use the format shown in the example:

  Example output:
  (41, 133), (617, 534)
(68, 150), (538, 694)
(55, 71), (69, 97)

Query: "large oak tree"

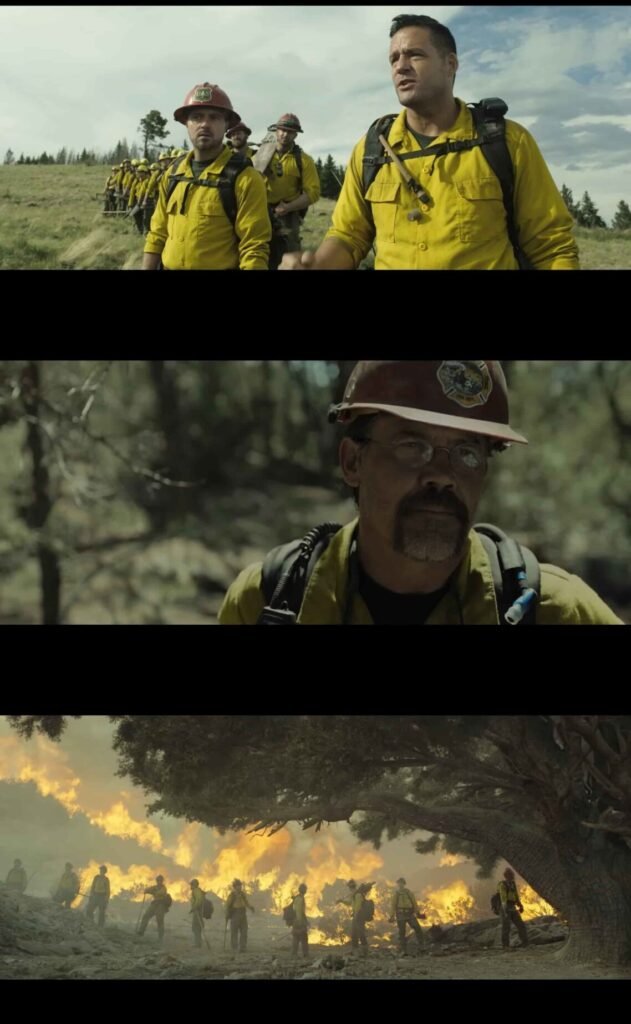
(8, 714), (631, 964)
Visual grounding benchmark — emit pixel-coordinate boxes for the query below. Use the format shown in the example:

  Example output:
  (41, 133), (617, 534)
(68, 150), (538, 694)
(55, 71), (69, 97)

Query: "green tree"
(611, 200), (631, 231)
(321, 154), (341, 199)
(578, 190), (607, 228)
(9, 714), (631, 965)
(3, 148), (15, 165)
(55, 147), (67, 165)
(560, 183), (578, 219)
(138, 110), (170, 159)
(180, 139), (189, 151)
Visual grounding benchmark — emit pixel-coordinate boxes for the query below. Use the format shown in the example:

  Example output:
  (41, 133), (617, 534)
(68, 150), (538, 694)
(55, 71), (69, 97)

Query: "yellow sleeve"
(510, 124), (580, 270)
(218, 563), (266, 623)
(144, 174), (170, 255)
(301, 153), (321, 205)
(324, 136), (375, 267)
(234, 168), (272, 270)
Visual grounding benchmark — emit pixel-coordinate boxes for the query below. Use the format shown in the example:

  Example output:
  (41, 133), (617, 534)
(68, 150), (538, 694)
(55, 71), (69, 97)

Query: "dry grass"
(1, 165), (629, 269)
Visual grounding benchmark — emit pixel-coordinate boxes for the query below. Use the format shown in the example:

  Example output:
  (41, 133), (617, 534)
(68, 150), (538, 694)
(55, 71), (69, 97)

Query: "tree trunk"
(21, 361), (61, 625)
(146, 360), (187, 524)
(274, 794), (631, 966)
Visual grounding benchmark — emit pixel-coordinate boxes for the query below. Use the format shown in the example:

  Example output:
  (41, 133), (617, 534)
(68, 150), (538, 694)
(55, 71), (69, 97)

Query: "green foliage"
(138, 110), (170, 158)
(478, 362), (631, 583)
(577, 190), (607, 228)
(317, 154), (345, 198)
(612, 200), (631, 231)
(560, 183), (578, 219)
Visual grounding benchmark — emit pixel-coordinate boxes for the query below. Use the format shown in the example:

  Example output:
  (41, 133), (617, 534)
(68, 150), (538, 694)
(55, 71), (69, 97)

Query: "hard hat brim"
(267, 123), (304, 133)
(174, 105), (241, 129)
(335, 403), (528, 445)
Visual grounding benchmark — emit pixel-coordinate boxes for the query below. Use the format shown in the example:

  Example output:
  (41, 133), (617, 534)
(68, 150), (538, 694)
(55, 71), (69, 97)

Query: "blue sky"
(1, 5), (629, 223)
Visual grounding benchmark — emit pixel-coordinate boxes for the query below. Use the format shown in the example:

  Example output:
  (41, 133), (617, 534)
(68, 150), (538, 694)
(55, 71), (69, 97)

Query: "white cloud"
(563, 115), (631, 133)
(0, 5), (628, 223)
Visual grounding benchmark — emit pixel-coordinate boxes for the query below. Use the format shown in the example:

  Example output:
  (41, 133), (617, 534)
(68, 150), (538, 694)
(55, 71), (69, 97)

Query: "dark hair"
(390, 14), (457, 58)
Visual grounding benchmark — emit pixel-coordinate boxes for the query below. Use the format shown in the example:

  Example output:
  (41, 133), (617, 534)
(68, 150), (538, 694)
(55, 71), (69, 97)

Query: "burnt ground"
(1, 887), (630, 980)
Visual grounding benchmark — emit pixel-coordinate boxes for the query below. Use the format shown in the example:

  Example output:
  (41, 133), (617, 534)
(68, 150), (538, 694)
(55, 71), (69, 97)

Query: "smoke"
(0, 717), (552, 931)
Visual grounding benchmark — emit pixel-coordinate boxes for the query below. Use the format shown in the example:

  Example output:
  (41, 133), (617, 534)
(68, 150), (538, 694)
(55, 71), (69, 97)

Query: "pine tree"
(560, 183), (578, 220)
(611, 199), (631, 231)
(3, 149), (15, 165)
(181, 139), (189, 151)
(55, 147), (67, 165)
(138, 110), (170, 158)
(579, 191), (606, 229)
(321, 154), (341, 199)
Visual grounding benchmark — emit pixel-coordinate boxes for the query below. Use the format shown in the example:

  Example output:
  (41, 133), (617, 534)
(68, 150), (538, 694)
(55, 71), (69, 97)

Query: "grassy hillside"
(1, 165), (629, 269)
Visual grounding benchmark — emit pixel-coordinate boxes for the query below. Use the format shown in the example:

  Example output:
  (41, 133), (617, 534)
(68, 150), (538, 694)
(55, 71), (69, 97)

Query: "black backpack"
(202, 897), (214, 920)
(258, 522), (540, 626)
(164, 152), (252, 223)
(491, 893), (502, 916)
(359, 898), (375, 922)
(164, 893), (173, 912)
(361, 98), (533, 271)
(283, 901), (297, 927)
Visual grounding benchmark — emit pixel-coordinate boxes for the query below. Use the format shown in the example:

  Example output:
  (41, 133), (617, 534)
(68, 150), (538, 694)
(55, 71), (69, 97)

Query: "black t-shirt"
(408, 128), (439, 151)
(191, 159), (213, 179)
(358, 562), (450, 625)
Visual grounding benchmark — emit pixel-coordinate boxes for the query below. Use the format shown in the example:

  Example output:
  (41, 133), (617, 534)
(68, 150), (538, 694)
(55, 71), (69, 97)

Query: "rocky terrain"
(1, 885), (629, 980)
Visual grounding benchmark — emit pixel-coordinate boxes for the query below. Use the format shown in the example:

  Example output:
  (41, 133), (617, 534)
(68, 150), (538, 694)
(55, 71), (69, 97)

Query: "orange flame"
(439, 853), (467, 867)
(518, 882), (555, 919)
(163, 822), (202, 869)
(0, 735), (81, 814)
(88, 802), (163, 852)
(420, 879), (475, 925)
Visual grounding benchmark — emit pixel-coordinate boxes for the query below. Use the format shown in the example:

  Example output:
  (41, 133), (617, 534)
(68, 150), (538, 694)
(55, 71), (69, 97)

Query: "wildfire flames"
(518, 883), (556, 919)
(1, 732), (556, 943)
(420, 879), (476, 926)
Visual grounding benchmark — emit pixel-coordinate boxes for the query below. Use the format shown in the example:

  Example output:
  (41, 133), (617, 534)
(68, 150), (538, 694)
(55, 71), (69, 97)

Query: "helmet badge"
(194, 87), (213, 103)
(437, 361), (493, 408)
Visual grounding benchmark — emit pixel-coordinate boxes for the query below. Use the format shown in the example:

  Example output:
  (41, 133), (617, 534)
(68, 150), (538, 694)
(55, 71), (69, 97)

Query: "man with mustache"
(280, 14), (578, 270)
(143, 83), (271, 270)
(219, 361), (622, 625)
(226, 121), (255, 160)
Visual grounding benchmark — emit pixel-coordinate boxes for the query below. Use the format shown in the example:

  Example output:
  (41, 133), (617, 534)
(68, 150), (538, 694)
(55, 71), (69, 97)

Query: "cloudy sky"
(1, 5), (630, 223)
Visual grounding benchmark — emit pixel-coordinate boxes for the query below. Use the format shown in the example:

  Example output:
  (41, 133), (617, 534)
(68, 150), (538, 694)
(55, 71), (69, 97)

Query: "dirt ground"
(3, 927), (630, 980)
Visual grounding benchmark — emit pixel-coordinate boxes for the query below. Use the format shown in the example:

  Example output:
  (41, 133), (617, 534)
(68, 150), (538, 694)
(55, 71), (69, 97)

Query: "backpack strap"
(361, 101), (533, 270)
(362, 115), (398, 195)
(258, 520), (539, 625)
(468, 100), (533, 271)
(164, 153), (252, 222)
(293, 144), (303, 188)
(258, 522), (344, 624)
(292, 145), (310, 221)
(475, 523), (540, 625)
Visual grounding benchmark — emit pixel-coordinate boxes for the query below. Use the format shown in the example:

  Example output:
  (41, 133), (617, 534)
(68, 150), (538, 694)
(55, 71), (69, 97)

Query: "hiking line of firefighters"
(6, 860), (528, 958)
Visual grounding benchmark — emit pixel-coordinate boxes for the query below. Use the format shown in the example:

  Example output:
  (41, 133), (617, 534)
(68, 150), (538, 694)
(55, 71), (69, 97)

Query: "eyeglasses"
(358, 437), (487, 474)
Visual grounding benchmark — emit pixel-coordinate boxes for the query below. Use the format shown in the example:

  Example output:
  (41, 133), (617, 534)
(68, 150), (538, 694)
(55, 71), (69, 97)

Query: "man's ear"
(339, 438), (362, 487)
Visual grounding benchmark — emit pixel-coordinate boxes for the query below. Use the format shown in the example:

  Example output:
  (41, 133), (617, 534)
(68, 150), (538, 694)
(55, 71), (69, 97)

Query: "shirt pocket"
(365, 181), (400, 243)
(455, 177), (506, 244)
(166, 194), (187, 244)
